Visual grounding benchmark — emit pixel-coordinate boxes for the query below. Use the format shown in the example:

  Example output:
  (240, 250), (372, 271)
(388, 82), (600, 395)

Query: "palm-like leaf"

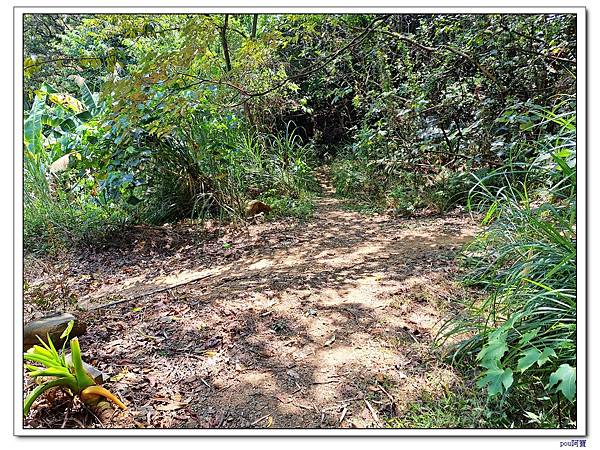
(23, 322), (126, 416)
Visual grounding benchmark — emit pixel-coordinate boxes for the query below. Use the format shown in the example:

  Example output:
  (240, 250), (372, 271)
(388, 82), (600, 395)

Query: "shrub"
(437, 100), (576, 426)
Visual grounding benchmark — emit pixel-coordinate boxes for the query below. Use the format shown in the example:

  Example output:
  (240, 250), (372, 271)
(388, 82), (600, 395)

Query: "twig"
(218, 408), (230, 428)
(217, 382), (234, 392)
(82, 404), (104, 429)
(339, 407), (348, 425)
(86, 273), (213, 311)
(404, 329), (419, 344)
(311, 379), (340, 385)
(273, 395), (291, 404)
(364, 399), (383, 427)
(61, 397), (74, 428)
(292, 402), (313, 410)
(377, 382), (396, 407)
(251, 414), (270, 426)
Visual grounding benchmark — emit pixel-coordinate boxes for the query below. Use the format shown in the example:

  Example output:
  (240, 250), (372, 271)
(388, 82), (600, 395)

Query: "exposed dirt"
(23, 170), (479, 429)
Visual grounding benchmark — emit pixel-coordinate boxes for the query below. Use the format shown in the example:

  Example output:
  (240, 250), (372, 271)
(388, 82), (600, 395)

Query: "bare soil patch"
(23, 173), (479, 429)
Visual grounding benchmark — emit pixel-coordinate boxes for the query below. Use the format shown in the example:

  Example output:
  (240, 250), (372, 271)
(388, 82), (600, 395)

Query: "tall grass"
(24, 168), (128, 254)
(138, 115), (318, 224)
(331, 155), (473, 214)
(437, 98), (576, 426)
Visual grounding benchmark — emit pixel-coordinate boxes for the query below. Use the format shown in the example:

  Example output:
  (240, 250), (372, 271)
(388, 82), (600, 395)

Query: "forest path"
(24, 168), (479, 429)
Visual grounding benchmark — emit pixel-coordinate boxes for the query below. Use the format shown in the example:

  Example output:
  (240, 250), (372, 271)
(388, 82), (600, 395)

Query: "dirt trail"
(24, 169), (479, 429)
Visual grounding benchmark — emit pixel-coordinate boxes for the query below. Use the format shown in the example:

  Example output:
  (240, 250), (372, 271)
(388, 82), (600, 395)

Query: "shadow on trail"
(24, 170), (478, 429)
(73, 197), (476, 428)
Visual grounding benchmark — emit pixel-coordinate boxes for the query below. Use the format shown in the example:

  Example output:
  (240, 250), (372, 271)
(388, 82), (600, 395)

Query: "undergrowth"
(435, 97), (577, 427)
(331, 157), (474, 215)
(388, 380), (575, 429)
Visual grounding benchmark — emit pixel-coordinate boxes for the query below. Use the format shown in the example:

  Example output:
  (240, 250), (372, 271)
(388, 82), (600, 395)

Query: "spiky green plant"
(23, 320), (126, 416)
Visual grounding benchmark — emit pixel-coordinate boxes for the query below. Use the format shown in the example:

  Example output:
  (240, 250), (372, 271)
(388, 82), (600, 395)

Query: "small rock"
(24, 312), (86, 350)
(64, 353), (109, 384)
(245, 200), (271, 217)
(158, 316), (174, 323)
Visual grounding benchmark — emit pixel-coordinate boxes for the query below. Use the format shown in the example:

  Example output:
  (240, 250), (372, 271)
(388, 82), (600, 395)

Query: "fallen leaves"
(153, 393), (190, 411)
(154, 400), (190, 411)
(198, 336), (222, 351)
(23, 196), (477, 429)
(251, 414), (273, 427)
(110, 368), (129, 382)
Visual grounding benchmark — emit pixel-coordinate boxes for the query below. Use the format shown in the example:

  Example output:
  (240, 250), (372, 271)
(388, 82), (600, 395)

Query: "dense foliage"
(23, 13), (577, 427)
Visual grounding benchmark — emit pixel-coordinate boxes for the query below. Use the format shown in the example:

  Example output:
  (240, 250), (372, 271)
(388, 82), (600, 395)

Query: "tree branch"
(220, 14), (232, 73)
(230, 14), (392, 106)
(175, 71), (248, 94)
(24, 56), (103, 70)
(506, 46), (575, 65)
(251, 14), (258, 39)
(378, 29), (507, 95)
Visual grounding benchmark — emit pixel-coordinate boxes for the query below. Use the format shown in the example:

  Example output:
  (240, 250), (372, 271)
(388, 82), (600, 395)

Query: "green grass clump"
(24, 191), (128, 254)
(331, 157), (473, 215)
(259, 192), (316, 220)
(437, 98), (576, 427)
(387, 382), (573, 429)
(138, 118), (318, 224)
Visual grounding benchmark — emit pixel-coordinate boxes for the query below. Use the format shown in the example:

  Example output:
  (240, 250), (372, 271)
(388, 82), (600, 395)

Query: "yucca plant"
(23, 320), (126, 417)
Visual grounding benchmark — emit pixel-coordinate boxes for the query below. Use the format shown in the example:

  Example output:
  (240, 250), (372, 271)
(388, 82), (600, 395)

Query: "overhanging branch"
(378, 29), (507, 95)
(229, 14), (392, 106)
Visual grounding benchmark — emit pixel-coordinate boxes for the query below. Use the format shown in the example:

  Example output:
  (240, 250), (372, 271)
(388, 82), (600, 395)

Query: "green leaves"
(23, 94), (46, 154)
(547, 364), (576, 402)
(476, 328), (513, 397)
(69, 337), (96, 390)
(516, 347), (556, 373)
(537, 347), (557, 367)
(73, 75), (99, 113)
(477, 334), (508, 369)
(23, 324), (125, 416)
(517, 328), (539, 346)
(516, 348), (541, 372)
(477, 367), (514, 396)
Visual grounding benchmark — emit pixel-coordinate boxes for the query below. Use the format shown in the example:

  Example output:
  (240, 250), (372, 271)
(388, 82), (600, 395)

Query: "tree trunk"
(220, 14), (232, 72)
(251, 14), (258, 39)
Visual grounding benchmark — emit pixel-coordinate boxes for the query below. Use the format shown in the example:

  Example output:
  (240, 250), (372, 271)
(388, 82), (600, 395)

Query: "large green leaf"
(477, 367), (514, 397)
(518, 328), (539, 345)
(23, 94), (46, 153)
(547, 364), (576, 402)
(73, 76), (97, 112)
(537, 347), (557, 367)
(517, 347), (557, 373)
(477, 334), (508, 370)
(517, 348), (541, 372)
